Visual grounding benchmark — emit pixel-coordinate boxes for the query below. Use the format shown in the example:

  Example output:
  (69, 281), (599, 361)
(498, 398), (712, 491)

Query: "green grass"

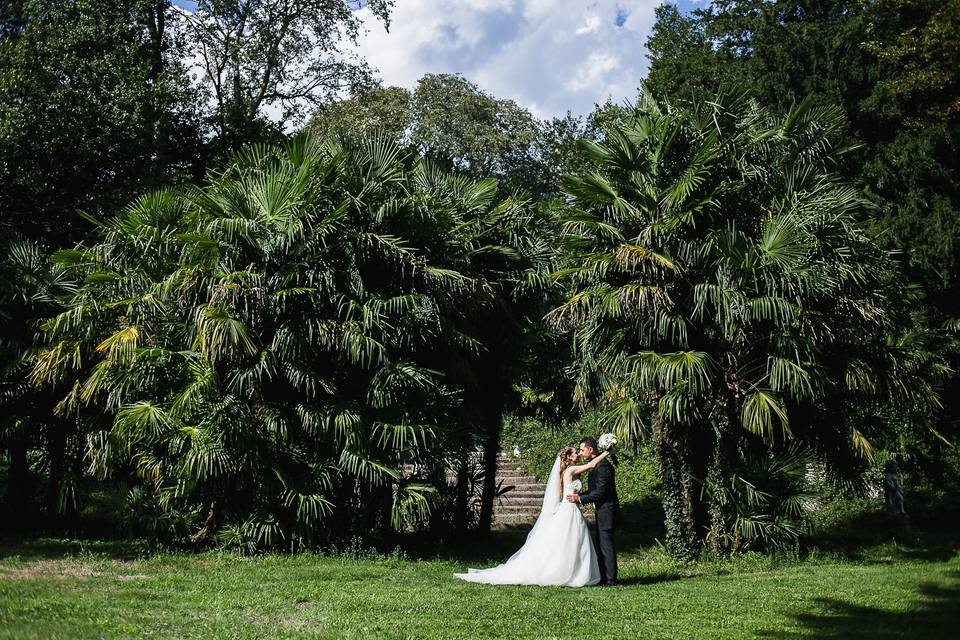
(0, 533), (957, 639)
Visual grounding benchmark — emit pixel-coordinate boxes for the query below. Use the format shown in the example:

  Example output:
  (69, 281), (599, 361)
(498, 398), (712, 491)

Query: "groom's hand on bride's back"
(566, 494), (580, 503)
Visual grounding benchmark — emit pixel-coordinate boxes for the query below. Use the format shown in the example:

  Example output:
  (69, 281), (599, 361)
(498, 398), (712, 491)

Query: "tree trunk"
(453, 454), (470, 534)
(705, 400), (743, 553)
(476, 408), (501, 532)
(705, 428), (728, 553)
(330, 474), (356, 542)
(44, 413), (70, 528)
(689, 423), (716, 542)
(475, 353), (507, 533)
(654, 419), (699, 560)
(145, 2), (170, 178)
(3, 434), (34, 533)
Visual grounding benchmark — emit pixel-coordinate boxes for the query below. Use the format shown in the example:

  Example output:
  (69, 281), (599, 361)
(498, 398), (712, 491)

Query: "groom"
(566, 436), (621, 586)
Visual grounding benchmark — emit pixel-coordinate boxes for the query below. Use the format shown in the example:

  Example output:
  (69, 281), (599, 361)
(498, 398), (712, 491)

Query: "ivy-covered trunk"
(654, 418), (700, 560)
(705, 393), (745, 554)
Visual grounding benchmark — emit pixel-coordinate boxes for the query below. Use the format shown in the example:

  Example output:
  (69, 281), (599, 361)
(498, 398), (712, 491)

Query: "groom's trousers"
(596, 527), (617, 584)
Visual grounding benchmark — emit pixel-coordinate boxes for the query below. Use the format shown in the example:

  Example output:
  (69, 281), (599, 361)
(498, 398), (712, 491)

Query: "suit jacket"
(579, 458), (621, 530)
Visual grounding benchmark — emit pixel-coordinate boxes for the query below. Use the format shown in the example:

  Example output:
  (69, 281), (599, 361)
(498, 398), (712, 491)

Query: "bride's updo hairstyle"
(557, 446), (577, 498)
(557, 446), (576, 474)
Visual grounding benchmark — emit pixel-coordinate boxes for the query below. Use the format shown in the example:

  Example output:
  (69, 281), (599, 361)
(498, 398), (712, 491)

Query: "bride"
(454, 446), (610, 587)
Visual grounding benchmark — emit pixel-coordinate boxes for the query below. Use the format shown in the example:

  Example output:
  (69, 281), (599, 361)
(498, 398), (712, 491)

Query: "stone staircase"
(491, 456), (545, 528)
(404, 453), (594, 530)
(491, 455), (595, 529)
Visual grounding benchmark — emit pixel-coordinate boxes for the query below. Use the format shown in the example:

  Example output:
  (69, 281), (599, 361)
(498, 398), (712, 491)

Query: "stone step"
(502, 486), (544, 493)
(496, 463), (546, 531)
(495, 505), (598, 517)
(499, 484), (542, 491)
(500, 496), (542, 503)
(493, 510), (596, 519)
(492, 507), (538, 515)
(496, 505), (552, 513)
(402, 452), (573, 530)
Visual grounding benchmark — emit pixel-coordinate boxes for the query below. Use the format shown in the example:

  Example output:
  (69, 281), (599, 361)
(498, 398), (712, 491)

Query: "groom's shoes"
(599, 581), (618, 587)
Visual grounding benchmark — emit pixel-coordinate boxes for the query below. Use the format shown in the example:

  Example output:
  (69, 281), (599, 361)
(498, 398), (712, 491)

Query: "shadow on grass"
(615, 573), (685, 586)
(756, 571), (960, 640)
(805, 506), (960, 565)
(0, 536), (152, 561)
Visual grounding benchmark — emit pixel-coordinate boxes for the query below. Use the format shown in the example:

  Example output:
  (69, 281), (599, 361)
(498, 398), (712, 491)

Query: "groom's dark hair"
(580, 436), (599, 450)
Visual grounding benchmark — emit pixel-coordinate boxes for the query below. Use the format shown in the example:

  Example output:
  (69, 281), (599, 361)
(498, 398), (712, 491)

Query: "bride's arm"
(568, 450), (610, 476)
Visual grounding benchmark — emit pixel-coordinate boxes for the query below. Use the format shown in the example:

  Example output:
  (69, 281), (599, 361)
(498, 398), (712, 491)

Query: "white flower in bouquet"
(598, 433), (617, 451)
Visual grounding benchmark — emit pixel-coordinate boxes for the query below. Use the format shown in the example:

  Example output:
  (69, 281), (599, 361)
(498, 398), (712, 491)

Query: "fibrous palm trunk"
(654, 418), (701, 560)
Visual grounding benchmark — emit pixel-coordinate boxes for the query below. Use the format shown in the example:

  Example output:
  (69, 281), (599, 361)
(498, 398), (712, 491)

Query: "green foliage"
(309, 74), (546, 194)
(0, 0), (205, 246)
(706, 447), (815, 551)
(645, 1), (960, 484)
(501, 414), (661, 507)
(184, 0), (393, 150)
(31, 132), (551, 549)
(550, 89), (945, 557)
(646, 0), (960, 294)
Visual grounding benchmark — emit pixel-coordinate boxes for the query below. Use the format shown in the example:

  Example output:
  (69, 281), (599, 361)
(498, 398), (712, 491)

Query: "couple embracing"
(455, 436), (621, 587)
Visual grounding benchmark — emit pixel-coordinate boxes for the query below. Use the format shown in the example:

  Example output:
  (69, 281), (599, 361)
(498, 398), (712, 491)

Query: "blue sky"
(171, 1), (709, 118)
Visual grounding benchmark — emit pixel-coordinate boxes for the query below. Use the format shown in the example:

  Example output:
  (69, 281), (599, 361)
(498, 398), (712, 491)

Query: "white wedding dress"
(453, 459), (601, 587)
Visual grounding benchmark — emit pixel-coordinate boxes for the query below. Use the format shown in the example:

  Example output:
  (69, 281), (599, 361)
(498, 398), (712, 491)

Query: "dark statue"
(883, 459), (906, 517)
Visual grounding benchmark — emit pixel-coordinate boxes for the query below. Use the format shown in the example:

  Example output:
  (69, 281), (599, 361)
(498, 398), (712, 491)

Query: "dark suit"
(578, 458), (620, 584)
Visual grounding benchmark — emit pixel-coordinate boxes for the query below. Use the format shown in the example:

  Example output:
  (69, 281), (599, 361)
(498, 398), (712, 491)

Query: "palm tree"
(549, 90), (939, 558)
(0, 236), (75, 530)
(32, 132), (539, 548)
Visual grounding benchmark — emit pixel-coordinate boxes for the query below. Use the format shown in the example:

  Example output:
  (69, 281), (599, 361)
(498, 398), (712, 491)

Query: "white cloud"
(349, 1), (661, 119)
(564, 52), (620, 93)
(575, 13), (602, 35)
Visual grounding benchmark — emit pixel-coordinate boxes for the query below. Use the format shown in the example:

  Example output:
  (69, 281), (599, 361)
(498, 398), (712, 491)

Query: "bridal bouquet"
(598, 433), (617, 451)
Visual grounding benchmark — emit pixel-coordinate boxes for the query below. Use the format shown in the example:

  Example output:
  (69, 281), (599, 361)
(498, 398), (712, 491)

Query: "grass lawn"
(0, 532), (957, 640)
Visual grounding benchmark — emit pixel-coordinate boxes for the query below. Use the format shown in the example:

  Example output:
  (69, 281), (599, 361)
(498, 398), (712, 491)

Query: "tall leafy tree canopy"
(185, 0), (394, 150)
(0, 0), (205, 246)
(646, 0), (960, 308)
(310, 74), (546, 195)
